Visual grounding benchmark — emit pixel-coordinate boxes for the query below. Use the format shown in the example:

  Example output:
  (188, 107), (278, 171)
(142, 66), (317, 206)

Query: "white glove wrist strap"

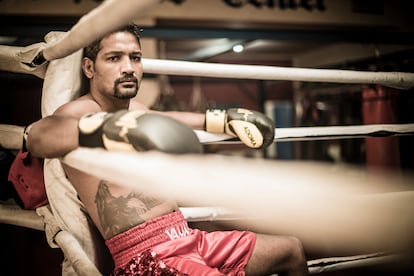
(205, 109), (226, 133)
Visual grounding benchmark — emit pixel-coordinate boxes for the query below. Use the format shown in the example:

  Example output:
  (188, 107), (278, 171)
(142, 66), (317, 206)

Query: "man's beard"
(113, 75), (139, 99)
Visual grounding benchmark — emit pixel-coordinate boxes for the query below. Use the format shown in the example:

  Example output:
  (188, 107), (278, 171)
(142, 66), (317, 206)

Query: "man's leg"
(245, 234), (308, 276)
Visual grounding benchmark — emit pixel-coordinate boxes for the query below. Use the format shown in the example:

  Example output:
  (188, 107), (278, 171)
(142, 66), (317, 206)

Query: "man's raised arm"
(26, 115), (79, 158)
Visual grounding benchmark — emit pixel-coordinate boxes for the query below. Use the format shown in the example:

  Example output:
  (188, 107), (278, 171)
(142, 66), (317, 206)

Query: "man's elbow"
(26, 130), (51, 158)
(26, 123), (69, 158)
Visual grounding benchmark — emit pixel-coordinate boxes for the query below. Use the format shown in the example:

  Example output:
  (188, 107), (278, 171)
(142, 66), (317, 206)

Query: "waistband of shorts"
(105, 210), (190, 269)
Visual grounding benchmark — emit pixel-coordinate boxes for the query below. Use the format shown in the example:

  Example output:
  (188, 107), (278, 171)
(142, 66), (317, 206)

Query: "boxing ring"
(1, 0), (414, 275)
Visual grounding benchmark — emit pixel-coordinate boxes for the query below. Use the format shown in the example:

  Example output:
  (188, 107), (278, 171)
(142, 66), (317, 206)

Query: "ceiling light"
(232, 44), (244, 53)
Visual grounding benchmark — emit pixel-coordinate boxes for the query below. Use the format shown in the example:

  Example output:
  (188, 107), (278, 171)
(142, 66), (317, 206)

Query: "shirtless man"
(27, 23), (308, 275)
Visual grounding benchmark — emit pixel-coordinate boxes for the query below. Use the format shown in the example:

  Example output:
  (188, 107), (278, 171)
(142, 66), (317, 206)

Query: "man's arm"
(28, 110), (205, 157)
(26, 107), (205, 159)
(26, 115), (80, 158)
(153, 110), (206, 130)
(155, 108), (275, 149)
(26, 107), (274, 158)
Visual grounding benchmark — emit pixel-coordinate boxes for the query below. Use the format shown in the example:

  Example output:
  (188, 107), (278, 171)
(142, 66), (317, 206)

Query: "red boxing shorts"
(106, 210), (256, 276)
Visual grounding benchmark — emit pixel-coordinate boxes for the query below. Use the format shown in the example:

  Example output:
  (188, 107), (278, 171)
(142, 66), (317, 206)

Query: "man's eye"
(108, 56), (119, 61)
(131, 56), (141, 62)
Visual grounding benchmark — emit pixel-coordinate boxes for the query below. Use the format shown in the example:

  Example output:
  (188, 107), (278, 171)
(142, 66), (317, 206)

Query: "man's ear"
(82, 57), (94, 79)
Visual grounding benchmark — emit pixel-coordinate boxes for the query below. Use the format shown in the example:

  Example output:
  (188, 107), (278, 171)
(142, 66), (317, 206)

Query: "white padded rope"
(195, 123), (414, 143)
(142, 58), (414, 90)
(41, 0), (157, 61)
(0, 124), (24, 149)
(0, 204), (44, 231)
(61, 148), (414, 254)
(24, 0), (413, 89)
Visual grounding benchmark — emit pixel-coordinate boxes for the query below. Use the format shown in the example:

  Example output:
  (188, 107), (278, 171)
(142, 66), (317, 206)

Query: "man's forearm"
(156, 111), (205, 130)
(27, 115), (79, 158)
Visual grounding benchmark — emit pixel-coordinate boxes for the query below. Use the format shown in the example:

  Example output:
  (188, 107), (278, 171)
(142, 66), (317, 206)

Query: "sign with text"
(0, 0), (405, 29)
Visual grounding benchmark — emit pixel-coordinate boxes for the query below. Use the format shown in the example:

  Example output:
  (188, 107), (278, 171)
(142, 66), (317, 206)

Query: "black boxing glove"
(79, 110), (202, 154)
(205, 108), (275, 149)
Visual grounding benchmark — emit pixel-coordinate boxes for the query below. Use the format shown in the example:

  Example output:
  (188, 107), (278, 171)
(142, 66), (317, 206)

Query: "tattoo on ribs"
(95, 180), (162, 238)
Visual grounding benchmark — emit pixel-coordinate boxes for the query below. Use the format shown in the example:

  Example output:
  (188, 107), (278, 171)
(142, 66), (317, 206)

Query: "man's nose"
(121, 58), (135, 74)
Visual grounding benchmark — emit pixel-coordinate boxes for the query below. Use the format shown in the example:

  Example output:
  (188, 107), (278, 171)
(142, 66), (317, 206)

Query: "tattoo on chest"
(95, 180), (162, 238)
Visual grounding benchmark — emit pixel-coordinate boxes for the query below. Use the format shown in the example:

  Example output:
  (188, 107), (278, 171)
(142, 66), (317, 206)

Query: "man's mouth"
(121, 80), (136, 84)
(121, 79), (136, 83)
(119, 78), (137, 87)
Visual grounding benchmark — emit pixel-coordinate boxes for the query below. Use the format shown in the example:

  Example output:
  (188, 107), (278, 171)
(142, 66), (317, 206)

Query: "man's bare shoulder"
(129, 100), (150, 111)
(54, 94), (101, 118)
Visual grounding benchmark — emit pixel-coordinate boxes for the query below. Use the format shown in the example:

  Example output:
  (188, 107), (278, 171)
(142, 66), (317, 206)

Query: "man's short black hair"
(83, 23), (142, 61)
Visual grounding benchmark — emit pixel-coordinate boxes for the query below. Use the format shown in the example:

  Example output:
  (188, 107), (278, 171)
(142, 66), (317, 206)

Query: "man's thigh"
(245, 234), (302, 275)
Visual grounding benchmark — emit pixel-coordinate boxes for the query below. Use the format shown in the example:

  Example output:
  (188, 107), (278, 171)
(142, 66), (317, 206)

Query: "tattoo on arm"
(95, 180), (162, 238)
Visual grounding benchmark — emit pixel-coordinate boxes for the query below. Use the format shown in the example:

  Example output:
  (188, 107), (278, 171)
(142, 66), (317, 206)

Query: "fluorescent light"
(232, 44), (244, 53)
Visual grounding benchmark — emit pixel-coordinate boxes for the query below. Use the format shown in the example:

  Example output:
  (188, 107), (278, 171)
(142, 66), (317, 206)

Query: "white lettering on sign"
(167, 0), (326, 11)
(222, 0), (326, 11)
(72, 0), (103, 3)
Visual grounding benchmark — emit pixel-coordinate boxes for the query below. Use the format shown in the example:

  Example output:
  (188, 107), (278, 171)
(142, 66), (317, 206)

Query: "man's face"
(91, 31), (143, 100)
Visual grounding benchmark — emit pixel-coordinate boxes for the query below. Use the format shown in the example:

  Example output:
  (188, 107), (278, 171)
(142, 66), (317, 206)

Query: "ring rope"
(22, 0), (413, 89)
(195, 123), (414, 144)
(40, 0), (157, 62)
(61, 148), (414, 253)
(142, 58), (414, 90)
